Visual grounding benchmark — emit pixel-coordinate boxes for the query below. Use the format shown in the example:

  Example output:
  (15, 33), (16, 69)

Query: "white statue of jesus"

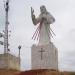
(31, 5), (55, 45)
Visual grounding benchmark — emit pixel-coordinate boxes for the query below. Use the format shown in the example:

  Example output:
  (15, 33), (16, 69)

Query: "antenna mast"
(4, 0), (9, 54)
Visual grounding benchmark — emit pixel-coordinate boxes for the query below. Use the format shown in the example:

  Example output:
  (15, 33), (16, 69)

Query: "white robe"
(33, 12), (55, 45)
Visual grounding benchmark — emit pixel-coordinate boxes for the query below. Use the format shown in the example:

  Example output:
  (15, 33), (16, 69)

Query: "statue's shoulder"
(47, 12), (54, 18)
(46, 12), (50, 14)
(46, 12), (51, 16)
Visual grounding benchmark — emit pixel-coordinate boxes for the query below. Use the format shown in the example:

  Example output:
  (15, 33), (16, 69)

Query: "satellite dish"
(0, 41), (4, 45)
(0, 33), (3, 38)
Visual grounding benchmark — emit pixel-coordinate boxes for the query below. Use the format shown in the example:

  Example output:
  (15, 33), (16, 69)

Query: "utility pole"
(4, 0), (9, 54)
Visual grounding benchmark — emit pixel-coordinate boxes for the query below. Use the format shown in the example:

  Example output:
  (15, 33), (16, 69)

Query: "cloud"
(57, 29), (75, 71)
(0, 0), (5, 31)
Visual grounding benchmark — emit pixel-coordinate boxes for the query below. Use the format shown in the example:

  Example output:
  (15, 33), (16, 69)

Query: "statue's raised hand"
(31, 7), (34, 16)
(31, 7), (35, 20)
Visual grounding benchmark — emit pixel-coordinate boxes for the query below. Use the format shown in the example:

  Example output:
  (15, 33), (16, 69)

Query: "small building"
(0, 53), (20, 70)
(0, 53), (20, 75)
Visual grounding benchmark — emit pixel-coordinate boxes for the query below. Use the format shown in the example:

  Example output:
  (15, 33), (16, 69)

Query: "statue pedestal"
(31, 42), (58, 70)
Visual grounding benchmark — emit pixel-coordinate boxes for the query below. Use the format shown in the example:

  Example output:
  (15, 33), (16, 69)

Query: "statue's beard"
(40, 9), (47, 14)
(41, 11), (46, 14)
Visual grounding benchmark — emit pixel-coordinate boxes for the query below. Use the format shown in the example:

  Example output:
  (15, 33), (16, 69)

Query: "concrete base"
(31, 42), (58, 70)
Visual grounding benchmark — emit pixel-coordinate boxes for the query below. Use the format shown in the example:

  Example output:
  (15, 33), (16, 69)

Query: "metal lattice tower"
(4, 0), (9, 54)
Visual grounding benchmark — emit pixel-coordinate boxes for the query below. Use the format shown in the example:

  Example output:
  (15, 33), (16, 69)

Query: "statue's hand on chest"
(41, 14), (49, 24)
(41, 14), (47, 20)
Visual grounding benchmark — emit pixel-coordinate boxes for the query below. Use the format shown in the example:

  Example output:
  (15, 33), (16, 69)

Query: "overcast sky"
(0, 0), (75, 71)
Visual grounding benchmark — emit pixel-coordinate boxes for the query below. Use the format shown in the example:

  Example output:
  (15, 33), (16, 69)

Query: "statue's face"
(40, 5), (46, 14)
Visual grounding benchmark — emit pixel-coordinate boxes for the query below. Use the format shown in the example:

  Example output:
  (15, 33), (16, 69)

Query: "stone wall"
(0, 53), (20, 70)
(16, 69), (60, 75)
(8, 53), (20, 70)
(0, 69), (20, 75)
(61, 71), (75, 75)
(15, 69), (75, 75)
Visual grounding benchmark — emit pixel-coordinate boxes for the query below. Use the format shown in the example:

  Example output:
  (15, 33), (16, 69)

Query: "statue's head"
(40, 5), (47, 14)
